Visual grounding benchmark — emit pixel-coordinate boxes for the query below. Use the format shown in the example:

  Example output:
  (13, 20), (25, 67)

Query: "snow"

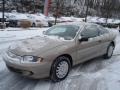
(72, 17), (84, 22)
(0, 12), (7, 18)
(113, 19), (120, 24)
(46, 16), (55, 22)
(0, 28), (48, 43)
(27, 14), (46, 21)
(0, 28), (120, 90)
(59, 17), (73, 22)
(0, 57), (6, 71)
(98, 18), (106, 23)
(7, 13), (28, 20)
(57, 16), (85, 22)
(1, 11), (120, 25)
(31, 15), (120, 24)
(36, 13), (47, 19)
(87, 16), (99, 23)
(87, 16), (120, 24)
(0, 12), (3, 18)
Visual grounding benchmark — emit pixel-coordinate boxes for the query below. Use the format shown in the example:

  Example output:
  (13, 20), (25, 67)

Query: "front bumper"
(2, 52), (51, 79)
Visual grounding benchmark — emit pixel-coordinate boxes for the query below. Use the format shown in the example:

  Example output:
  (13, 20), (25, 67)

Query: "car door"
(97, 25), (110, 54)
(76, 24), (103, 63)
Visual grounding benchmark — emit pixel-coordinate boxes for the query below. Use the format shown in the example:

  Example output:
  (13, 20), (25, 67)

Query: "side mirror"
(79, 37), (89, 42)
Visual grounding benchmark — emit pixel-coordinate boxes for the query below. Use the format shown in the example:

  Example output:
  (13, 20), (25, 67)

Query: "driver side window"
(81, 25), (99, 38)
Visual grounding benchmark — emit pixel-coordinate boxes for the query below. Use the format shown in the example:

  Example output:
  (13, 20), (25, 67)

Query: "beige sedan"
(3, 22), (116, 82)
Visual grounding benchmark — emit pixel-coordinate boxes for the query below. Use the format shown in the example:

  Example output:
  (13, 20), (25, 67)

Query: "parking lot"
(0, 29), (120, 90)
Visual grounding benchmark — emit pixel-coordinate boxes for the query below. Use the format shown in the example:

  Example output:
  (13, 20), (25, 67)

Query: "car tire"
(32, 23), (36, 27)
(50, 56), (71, 82)
(104, 43), (115, 59)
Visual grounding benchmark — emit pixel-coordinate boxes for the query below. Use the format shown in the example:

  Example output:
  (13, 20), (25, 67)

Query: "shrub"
(20, 20), (31, 28)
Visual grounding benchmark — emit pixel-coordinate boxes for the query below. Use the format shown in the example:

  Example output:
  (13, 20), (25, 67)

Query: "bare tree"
(99, 0), (115, 23)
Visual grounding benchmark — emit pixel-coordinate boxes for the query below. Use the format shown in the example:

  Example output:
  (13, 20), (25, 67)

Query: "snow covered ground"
(0, 28), (48, 44)
(0, 28), (120, 90)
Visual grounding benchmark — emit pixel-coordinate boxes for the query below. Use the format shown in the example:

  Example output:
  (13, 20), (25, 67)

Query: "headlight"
(22, 55), (43, 63)
(23, 56), (34, 62)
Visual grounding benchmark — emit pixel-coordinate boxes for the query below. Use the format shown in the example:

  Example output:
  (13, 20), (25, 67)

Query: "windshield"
(44, 25), (79, 40)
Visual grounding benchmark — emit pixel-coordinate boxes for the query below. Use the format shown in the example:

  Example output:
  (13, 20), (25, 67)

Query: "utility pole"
(2, 0), (5, 24)
(44, 0), (51, 16)
(33, 0), (36, 13)
(85, 0), (89, 22)
(54, 0), (60, 25)
(1, 0), (6, 29)
(20, 0), (24, 12)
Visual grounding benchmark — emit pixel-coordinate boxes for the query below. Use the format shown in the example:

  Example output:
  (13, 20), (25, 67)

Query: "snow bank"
(0, 28), (48, 43)
(7, 13), (28, 20)
(87, 16), (120, 24)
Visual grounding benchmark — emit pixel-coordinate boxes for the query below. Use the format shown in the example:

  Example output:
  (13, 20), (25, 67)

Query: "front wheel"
(50, 56), (71, 82)
(104, 44), (115, 59)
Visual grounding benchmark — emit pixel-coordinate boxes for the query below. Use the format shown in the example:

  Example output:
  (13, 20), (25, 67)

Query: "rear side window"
(81, 25), (99, 38)
(98, 26), (109, 35)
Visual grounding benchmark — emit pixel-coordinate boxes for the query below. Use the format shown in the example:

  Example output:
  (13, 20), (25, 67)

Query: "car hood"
(9, 36), (67, 56)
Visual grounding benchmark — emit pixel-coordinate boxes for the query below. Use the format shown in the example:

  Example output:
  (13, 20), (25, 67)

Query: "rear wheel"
(32, 23), (36, 27)
(50, 56), (71, 82)
(104, 43), (115, 59)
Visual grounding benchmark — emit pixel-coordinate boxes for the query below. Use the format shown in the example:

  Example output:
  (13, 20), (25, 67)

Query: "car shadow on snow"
(71, 55), (119, 74)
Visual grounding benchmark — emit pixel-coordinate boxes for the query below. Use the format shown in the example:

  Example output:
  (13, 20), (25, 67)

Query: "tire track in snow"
(89, 78), (108, 90)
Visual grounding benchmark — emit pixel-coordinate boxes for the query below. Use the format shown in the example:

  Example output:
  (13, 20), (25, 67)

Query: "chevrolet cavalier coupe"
(3, 22), (116, 82)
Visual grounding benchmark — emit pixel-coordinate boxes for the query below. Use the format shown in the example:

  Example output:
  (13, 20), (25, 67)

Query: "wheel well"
(111, 41), (115, 47)
(58, 54), (73, 66)
(32, 23), (36, 25)
(50, 54), (73, 77)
